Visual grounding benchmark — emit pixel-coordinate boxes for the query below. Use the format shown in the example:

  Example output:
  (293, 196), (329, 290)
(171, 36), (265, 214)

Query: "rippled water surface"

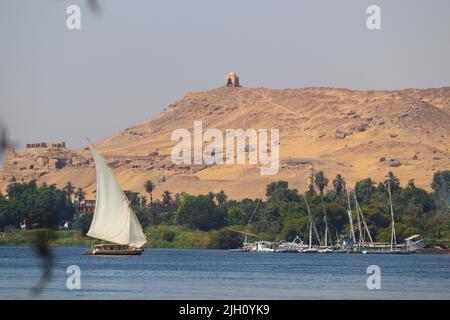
(0, 247), (449, 299)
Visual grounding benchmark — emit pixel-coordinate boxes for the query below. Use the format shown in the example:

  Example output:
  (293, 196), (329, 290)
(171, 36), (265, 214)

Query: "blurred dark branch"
(0, 125), (10, 157)
(87, 0), (102, 15)
(29, 229), (56, 297)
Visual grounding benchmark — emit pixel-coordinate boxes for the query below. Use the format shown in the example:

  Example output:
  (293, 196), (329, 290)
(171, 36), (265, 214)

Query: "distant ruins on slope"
(26, 141), (66, 149)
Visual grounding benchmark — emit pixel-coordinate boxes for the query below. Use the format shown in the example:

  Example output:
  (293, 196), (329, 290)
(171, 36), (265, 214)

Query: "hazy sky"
(0, 0), (449, 150)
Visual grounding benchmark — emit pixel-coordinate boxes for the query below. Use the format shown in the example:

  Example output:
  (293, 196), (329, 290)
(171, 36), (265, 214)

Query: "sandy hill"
(1, 86), (450, 200)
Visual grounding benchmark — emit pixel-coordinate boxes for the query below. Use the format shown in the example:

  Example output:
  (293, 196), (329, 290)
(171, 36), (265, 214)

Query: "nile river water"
(0, 246), (449, 299)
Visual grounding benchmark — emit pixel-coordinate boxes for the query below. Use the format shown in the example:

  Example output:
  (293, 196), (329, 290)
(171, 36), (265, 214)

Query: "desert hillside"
(1, 86), (450, 200)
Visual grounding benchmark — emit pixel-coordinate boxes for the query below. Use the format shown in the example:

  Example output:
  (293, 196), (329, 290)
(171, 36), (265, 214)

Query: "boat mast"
(387, 174), (397, 250)
(309, 220), (313, 249)
(320, 197), (332, 247)
(303, 194), (321, 247)
(354, 195), (363, 244)
(353, 192), (374, 245)
(296, 172), (320, 247)
(241, 198), (261, 244)
(346, 190), (356, 243)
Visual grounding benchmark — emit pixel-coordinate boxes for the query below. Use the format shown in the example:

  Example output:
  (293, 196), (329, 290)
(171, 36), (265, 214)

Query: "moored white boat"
(318, 247), (334, 254)
(276, 236), (307, 253)
(404, 234), (425, 252)
(360, 173), (412, 255)
(255, 241), (276, 252)
(362, 248), (406, 255)
(302, 247), (319, 253)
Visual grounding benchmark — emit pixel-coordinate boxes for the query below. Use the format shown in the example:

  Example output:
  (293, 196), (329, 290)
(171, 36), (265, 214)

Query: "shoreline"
(0, 227), (211, 249)
(1, 230), (449, 254)
(0, 244), (448, 254)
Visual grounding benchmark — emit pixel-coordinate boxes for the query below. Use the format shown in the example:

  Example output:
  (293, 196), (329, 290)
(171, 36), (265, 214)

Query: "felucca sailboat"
(83, 143), (147, 255)
(362, 174), (403, 254)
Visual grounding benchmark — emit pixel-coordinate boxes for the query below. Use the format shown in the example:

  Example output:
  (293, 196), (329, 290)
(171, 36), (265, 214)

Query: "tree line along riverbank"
(1, 171), (449, 250)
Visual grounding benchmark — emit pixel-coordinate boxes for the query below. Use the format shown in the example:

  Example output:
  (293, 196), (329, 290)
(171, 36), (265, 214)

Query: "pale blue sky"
(0, 0), (449, 150)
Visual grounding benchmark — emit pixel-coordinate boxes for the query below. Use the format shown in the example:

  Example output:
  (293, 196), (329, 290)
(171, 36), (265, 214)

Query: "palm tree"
(314, 171), (329, 197)
(63, 181), (75, 201)
(144, 180), (155, 205)
(332, 174), (346, 204)
(215, 190), (228, 205)
(332, 174), (346, 195)
(74, 187), (86, 203)
(162, 190), (172, 207)
(355, 178), (376, 204)
(208, 191), (215, 200)
(74, 188), (86, 216)
(384, 171), (401, 193)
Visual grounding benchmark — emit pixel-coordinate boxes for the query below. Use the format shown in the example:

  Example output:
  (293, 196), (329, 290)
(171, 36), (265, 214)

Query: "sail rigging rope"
(240, 198), (261, 243)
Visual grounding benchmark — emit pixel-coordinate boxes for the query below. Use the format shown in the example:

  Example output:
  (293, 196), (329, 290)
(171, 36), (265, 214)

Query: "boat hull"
(362, 249), (407, 255)
(318, 248), (334, 254)
(302, 248), (318, 253)
(83, 244), (144, 256)
(83, 249), (144, 255)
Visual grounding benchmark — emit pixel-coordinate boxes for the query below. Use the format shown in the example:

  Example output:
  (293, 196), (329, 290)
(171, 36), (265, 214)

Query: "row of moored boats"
(232, 175), (425, 255)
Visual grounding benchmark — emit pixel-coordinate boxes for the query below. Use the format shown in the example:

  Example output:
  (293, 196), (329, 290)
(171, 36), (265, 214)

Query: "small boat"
(84, 244), (144, 255)
(362, 248), (407, 255)
(300, 193), (321, 254)
(302, 247), (318, 253)
(255, 241), (276, 252)
(276, 236), (307, 253)
(404, 235), (425, 252)
(235, 242), (257, 252)
(83, 142), (147, 256)
(361, 173), (409, 255)
(318, 247), (333, 254)
(228, 201), (261, 252)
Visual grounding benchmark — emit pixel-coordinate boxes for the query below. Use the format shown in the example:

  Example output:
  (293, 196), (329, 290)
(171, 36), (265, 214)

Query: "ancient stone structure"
(225, 72), (240, 87)
(26, 141), (66, 149)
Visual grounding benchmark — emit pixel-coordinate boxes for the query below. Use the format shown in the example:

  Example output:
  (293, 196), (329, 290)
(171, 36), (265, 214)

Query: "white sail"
(87, 144), (147, 248)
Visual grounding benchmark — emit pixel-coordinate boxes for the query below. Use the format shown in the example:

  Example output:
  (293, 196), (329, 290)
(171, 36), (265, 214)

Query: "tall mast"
(346, 190), (356, 243)
(303, 193), (320, 247)
(309, 220), (312, 249)
(297, 171), (320, 247)
(241, 198), (261, 244)
(353, 192), (374, 245)
(387, 174), (397, 250)
(355, 195), (363, 244)
(321, 197), (330, 247)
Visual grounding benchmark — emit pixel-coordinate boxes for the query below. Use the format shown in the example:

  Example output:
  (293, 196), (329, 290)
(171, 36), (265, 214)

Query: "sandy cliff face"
(1, 86), (449, 199)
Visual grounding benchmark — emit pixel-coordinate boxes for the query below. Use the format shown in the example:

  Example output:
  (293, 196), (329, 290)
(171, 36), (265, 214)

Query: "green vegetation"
(144, 226), (210, 248)
(0, 229), (95, 247)
(1, 171), (449, 249)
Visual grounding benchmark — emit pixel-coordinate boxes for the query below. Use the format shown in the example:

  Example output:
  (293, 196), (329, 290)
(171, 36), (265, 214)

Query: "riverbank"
(0, 226), (211, 248)
(1, 228), (449, 253)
